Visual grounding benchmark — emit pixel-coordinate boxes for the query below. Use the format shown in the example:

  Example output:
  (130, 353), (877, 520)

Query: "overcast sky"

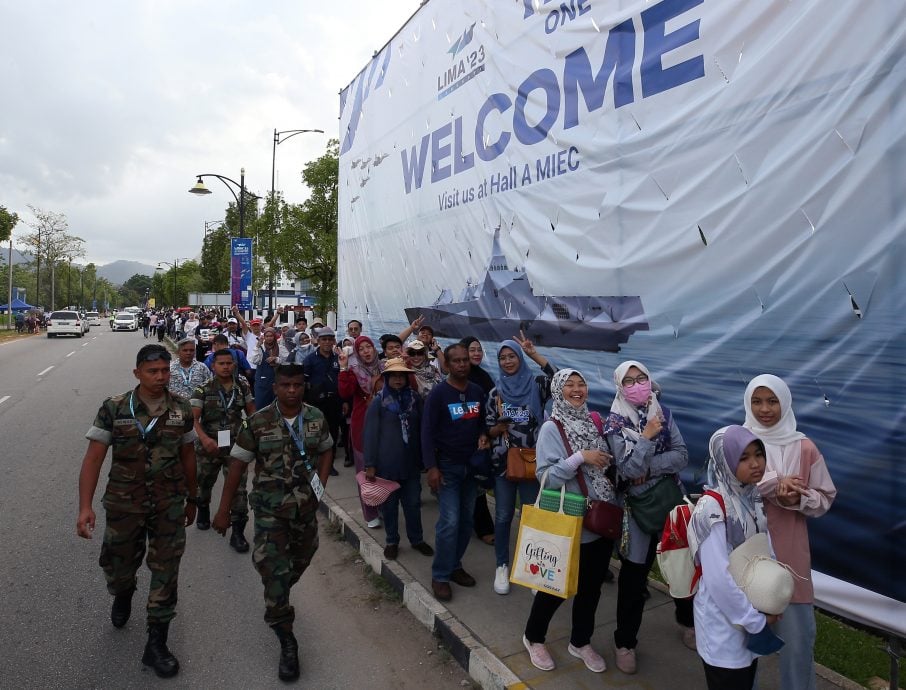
(0, 0), (419, 266)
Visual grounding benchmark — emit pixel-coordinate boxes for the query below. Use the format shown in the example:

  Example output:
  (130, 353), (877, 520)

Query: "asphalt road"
(0, 329), (471, 689)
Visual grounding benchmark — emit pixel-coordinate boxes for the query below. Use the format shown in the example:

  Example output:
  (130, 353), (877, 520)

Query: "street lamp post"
(156, 259), (189, 307)
(189, 170), (261, 317)
(269, 128), (323, 311)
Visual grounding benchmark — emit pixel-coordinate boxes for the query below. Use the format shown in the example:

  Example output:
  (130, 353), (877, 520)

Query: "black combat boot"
(229, 519), (249, 553)
(110, 587), (135, 628)
(273, 625), (300, 681)
(196, 503), (211, 530)
(141, 622), (180, 678)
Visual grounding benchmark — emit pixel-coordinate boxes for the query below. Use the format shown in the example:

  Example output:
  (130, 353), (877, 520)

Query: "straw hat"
(382, 357), (414, 374)
(728, 533), (795, 615)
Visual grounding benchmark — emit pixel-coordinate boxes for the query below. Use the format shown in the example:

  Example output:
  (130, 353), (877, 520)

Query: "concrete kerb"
(317, 494), (522, 690)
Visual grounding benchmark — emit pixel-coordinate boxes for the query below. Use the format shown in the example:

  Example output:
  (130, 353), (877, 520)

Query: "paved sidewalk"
(319, 458), (850, 689)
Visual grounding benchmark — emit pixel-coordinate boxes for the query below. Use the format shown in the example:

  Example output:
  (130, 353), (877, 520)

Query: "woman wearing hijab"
(689, 425), (777, 689)
(339, 335), (385, 527)
(743, 375), (836, 690)
(605, 360), (689, 674)
(363, 358), (435, 560)
(485, 335), (555, 595)
(251, 327), (289, 409)
(457, 336), (497, 547)
(521, 369), (613, 674)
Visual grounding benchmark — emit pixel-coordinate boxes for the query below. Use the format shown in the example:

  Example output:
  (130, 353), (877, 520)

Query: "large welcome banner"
(337, 0), (906, 635)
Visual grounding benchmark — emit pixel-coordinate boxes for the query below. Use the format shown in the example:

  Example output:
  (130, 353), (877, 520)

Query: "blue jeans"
(431, 463), (477, 582)
(493, 474), (540, 567)
(771, 603), (817, 690)
(380, 475), (424, 546)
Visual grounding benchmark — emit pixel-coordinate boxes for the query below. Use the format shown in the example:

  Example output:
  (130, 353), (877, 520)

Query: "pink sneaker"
(523, 635), (555, 671)
(568, 643), (607, 672)
(615, 646), (637, 674)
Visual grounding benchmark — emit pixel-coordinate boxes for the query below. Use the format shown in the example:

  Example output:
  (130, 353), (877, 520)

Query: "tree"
(0, 206), (18, 244)
(121, 273), (153, 307)
(18, 206), (69, 308)
(277, 139), (339, 313)
(199, 223), (231, 293)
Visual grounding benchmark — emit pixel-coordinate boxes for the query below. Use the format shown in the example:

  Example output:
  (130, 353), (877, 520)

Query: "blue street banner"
(230, 238), (253, 310)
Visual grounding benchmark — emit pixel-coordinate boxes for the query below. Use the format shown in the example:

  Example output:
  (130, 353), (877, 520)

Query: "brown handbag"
(505, 446), (537, 482)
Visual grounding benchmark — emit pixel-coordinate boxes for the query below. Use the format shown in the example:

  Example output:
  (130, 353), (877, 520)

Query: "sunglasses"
(139, 351), (171, 364)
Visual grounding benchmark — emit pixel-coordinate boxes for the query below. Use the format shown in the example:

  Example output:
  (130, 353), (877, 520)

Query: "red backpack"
(656, 490), (725, 599)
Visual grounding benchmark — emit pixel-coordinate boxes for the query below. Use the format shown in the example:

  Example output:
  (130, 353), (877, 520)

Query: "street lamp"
(188, 169), (261, 239)
(156, 258), (190, 307)
(269, 128), (324, 310)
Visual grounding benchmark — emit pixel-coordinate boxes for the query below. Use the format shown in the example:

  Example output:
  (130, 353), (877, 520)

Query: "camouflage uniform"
(230, 402), (332, 628)
(190, 376), (254, 521)
(85, 388), (196, 624)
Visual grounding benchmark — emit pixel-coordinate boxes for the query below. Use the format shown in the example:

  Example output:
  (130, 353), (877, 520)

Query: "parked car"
(47, 310), (85, 338)
(113, 312), (139, 332)
(86, 312), (102, 327)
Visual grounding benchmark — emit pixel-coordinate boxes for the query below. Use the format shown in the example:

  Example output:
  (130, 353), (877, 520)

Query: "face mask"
(623, 381), (652, 406)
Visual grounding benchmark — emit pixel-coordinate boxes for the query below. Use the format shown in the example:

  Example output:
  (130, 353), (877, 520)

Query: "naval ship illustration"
(404, 229), (648, 351)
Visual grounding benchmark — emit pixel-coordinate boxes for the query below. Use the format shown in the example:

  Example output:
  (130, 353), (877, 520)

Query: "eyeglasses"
(621, 374), (649, 386)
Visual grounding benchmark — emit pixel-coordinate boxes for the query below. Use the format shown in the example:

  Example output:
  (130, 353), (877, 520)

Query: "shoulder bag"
(552, 418), (622, 540)
(499, 395), (537, 482)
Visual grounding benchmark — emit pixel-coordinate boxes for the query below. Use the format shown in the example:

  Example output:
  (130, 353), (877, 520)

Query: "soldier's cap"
(136, 344), (171, 367)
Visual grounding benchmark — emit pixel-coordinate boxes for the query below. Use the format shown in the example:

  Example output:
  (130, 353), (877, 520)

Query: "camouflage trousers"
(252, 508), (319, 628)
(197, 449), (248, 521)
(99, 501), (186, 624)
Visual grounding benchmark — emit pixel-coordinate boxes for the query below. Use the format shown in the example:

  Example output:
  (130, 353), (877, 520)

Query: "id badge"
(309, 473), (325, 502)
(217, 429), (231, 447)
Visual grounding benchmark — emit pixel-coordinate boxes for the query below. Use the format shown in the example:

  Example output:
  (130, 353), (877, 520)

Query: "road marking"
(0, 396), (9, 405)
(37, 365), (54, 376)
(82, 342), (89, 347)
(66, 351), (76, 357)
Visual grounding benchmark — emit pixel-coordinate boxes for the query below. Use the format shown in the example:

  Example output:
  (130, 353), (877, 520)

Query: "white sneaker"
(568, 643), (607, 672)
(494, 565), (510, 595)
(366, 518), (382, 529)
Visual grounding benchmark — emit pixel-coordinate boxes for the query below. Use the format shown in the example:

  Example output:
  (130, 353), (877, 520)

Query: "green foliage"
(0, 205), (19, 244)
(277, 139), (339, 313)
(814, 610), (899, 686)
(200, 223), (231, 292)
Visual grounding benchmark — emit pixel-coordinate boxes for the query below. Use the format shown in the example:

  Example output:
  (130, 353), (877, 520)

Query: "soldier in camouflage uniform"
(76, 344), (199, 679)
(191, 348), (255, 551)
(212, 364), (333, 682)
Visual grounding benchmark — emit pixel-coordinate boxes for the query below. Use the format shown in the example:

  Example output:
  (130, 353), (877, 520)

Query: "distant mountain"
(96, 260), (157, 285)
(1, 250), (155, 286)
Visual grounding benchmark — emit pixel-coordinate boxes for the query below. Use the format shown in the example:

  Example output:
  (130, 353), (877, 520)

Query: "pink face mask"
(623, 381), (652, 406)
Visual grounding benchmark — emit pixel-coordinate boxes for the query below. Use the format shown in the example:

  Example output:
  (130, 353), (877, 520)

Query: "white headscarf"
(743, 374), (806, 476)
(609, 360), (664, 443)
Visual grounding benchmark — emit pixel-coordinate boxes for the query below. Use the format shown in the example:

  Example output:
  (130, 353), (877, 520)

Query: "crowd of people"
(74, 312), (836, 689)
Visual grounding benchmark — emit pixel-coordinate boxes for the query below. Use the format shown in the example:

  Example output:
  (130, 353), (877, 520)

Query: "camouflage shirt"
(230, 402), (333, 517)
(86, 387), (196, 514)
(190, 376), (254, 442)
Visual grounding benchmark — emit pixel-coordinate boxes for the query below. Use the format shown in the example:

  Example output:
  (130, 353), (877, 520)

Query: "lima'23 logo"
(448, 23), (475, 59)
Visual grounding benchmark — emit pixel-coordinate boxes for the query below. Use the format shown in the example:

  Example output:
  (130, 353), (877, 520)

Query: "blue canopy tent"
(0, 298), (35, 313)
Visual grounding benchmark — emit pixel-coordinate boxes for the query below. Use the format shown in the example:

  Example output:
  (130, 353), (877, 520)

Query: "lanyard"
(129, 391), (161, 441)
(277, 405), (316, 476)
(218, 383), (237, 413)
(178, 365), (192, 387)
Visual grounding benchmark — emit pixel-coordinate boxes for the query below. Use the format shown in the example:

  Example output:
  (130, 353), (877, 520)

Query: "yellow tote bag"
(510, 477), (582, 599)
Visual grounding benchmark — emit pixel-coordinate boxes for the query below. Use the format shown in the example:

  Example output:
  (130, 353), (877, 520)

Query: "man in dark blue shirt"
(202, 334), (253, 383)
(302, 327), (342, 475)
(421, 343), (489, 602)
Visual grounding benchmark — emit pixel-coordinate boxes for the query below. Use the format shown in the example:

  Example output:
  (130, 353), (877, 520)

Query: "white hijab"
(743, 374), (806, 476)
(610, 360), (663, 443)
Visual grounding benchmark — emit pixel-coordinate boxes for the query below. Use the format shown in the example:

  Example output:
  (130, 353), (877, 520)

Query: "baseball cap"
(227, 317), (238, 324)
(316, 326), (336, 339)
(405, 339), (426, 352)
(250, 318), (262, 325)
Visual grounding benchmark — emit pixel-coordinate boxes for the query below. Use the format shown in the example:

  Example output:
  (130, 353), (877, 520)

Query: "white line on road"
(66, 351), (76, 358)
(81, 343), (89, 347)
(0, 396), (9, 405)
(37, 365), (54, 376)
